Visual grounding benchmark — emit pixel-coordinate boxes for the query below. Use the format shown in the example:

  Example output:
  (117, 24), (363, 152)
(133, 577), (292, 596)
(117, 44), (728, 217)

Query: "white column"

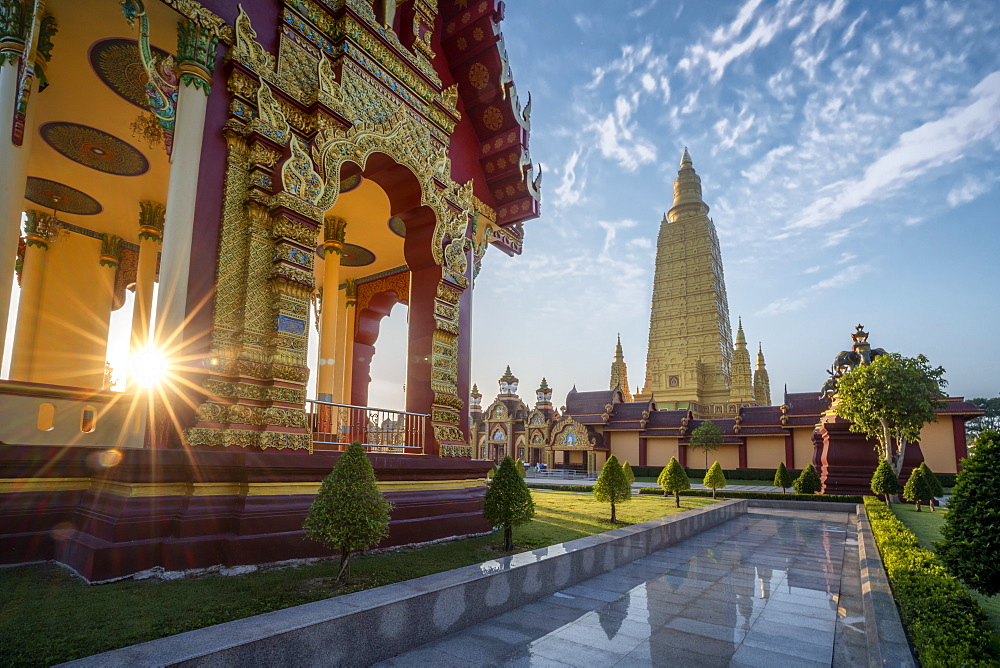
(0, 58), (34, 373)
(153, 80), (209, 353)
(9, 212), (50, 381)
(130, 202), (163, 355)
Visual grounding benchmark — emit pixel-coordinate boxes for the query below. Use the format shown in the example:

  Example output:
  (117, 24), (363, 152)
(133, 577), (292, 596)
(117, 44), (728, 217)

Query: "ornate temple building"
(0, 0), (540, 581)
(637, 149), (769, 416)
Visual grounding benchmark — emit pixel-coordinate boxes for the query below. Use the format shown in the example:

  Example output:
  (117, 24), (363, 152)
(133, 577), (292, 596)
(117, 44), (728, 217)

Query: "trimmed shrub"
(937, 429), (1000, 596)
(622, 461), (635, 486)
(902, 466), (934, 511)
(637, 487), (861, 503)
(703, 461), (726, 499)
(793, 464), (821, 494)
(483, 456), (535, 551)
(514, 458), (526, 478)
(871, 458), (898, 505)
(303, 441), (393, 581)
(773, 462), (794, 493)
(593, 455), (631, 523)
(657, 457), (690, 507)
(919, 463), (944, 510)
(864, 497), (995, 666)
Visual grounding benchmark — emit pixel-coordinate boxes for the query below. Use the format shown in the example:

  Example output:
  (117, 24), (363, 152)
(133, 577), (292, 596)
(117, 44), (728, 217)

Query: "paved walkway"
(375, 508), (863, 667)
(525, 473), (786, 494)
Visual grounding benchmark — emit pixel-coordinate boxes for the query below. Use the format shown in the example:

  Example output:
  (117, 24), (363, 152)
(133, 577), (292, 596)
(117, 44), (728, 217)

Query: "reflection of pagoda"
(636, 150), (771, 416)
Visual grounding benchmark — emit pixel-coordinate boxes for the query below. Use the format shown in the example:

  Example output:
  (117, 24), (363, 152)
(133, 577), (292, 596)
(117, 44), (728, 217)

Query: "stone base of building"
(0, 445), (492, 583)
(813, 418), (923, 495)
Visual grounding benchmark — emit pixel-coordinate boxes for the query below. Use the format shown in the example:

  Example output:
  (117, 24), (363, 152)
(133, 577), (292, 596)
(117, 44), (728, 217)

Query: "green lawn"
(891, 504), (1000, 636)
(0, 490), (714, 666)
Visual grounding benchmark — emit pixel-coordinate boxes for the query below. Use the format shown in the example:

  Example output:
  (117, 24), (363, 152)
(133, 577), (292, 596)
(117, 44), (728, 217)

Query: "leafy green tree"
(690, 421), (724, 469)
(303, 441), (393, 581)
(966, 396), (1000, 442)
(703, 461), (726, 499)
(902, 466), (934, 511)
(919, 462), (944, 511)
(773, 462), (794, 494)
(594, 455), (631, 523)
(514, 458), (526, 478)
(835, 353), (947, 480)
(622, 461), (635, 486)
(936, 430), (1000, 595)
(793, 463), (821, 494)
(483, 456), (535, 550)
(870, 458), (899, 505)
(657, 457), (690, 507)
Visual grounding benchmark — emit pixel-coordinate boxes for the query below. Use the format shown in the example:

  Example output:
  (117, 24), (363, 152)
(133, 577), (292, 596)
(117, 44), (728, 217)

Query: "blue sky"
(462, 0), (1000, 409)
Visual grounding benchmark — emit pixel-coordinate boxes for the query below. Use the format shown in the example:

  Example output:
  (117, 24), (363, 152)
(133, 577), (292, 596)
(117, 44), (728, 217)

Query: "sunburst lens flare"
(131, 348), (168, 388)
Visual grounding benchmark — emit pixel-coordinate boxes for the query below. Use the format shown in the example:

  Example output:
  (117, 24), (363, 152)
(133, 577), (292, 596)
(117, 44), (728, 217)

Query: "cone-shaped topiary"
(622, 461), (635, 486)
(793, 464), (822, 494)
(658, 456), (690, 507)
(870, 458), (899, 505)
(903, 465), (934, 511)
(303, 441), (393, 581)
(918, 462), (944, 510)
(773, 462), (794, 493)
(936, 430), (1000, 596)
(703, 461), (726, 499)
(514, 458), (526, 478)
(594, 455), (631, 523)
(483, 456), (535, 551)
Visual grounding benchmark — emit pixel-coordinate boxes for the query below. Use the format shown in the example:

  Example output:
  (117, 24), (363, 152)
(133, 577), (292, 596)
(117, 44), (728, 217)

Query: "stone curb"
(62, 500), (748, 667)
(747, 499), (859, 512)
(856, 504), (916, 668)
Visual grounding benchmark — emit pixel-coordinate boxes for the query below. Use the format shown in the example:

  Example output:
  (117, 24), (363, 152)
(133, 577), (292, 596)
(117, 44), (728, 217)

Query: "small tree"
(793, 464), (821, 494)
(622, 461), (635, 486)
(773, 462), (794, 494)
(870, 458), (899, 505)
(918, 462), (944, 510)
(690, 421), (724, 469)
(835, 353), (946, 481)
(514, 458), (526, 478)
(936, 430), (1000, 595)
(657, 457), (690, 507)
(703, 461), (726, 499)
(483, 456), (535, 551)
(594, 455), (631, 523)
(902, 466), (933, 511)
(303, 441), (393, 581)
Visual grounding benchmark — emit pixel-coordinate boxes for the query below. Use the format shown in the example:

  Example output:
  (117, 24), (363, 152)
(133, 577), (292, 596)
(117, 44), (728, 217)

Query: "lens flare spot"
(131, 348), (168, 388)
(51, 522), (75, 542)
(98, 448), (123, 468)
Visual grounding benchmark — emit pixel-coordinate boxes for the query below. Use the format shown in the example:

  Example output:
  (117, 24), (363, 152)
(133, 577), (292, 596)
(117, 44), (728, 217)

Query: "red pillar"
(638, 437), (647, 467)
(738, 439), (747, 469)
(405, 264), (441, 455)
(678, 440), (687, 468)
(784, 433), (795, 469)
(952, 417), (968, 472)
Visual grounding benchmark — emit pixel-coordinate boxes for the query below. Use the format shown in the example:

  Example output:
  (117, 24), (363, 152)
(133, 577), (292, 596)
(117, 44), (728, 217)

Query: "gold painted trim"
(0, 477), (486, 497)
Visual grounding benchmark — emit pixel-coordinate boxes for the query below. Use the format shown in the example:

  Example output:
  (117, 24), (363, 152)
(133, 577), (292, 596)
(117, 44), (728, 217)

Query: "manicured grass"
(634, 476), (777, 486)
(0, 490), (714, 666)
(891, 503), (1000, 636)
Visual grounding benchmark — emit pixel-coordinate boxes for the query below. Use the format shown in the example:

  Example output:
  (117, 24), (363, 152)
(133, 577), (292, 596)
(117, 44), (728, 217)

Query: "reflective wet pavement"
(375, 508), (862, 667)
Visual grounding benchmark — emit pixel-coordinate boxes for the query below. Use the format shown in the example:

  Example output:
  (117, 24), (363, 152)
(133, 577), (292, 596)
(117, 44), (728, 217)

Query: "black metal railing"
(306, 399), (428, 454)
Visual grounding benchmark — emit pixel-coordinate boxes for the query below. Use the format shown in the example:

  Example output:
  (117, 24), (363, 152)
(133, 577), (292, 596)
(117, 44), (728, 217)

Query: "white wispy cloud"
(597, 219), (639, 254)
(628, 0), (658, 19)
(553, 147), (586, 208)
(789, 70), (1000, 231)
(587, 94), (657, 171)
(758, 264), (871, 315)
(947, 173), (998, 207)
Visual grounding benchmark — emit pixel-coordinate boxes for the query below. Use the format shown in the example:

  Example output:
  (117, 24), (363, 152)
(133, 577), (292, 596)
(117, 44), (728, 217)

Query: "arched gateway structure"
(0, 0), (540, 582)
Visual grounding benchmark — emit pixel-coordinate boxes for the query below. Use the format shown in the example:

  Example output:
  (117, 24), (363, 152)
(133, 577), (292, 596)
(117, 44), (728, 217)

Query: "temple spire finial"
(680, 147), (692, 167)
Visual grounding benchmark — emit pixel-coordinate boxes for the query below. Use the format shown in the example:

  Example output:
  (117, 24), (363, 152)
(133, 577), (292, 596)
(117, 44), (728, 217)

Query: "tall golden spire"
(640, 148), (734, 404)
(729, 318), (754, 402)
(610, 334), (633, 402)
(754, 343), (772, 406)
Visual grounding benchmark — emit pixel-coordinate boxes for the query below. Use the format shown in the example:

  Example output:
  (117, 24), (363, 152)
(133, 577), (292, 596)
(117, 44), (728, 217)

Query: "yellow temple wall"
(792, 426), (816, 470)
(645, 437), (680, 467)
(31, 234), (111, 389)
(612, 432), (640, 466)
(701, 445), (739, 470)
(746, 436), (785, 469)
(917, 417), (960, 474)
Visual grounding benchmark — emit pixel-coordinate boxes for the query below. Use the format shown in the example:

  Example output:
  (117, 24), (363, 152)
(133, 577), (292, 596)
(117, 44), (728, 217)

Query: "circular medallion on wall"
(89, 38), (173, 110)
(388, 216), (406, 238)
(25, 178), (103, 215)
(339, 244), (375, 267)
(40, 122), (149, 176)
